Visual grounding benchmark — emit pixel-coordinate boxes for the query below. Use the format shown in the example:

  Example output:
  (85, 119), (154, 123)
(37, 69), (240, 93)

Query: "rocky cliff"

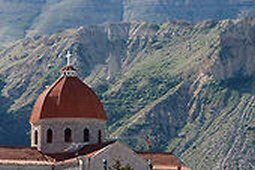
(1, 0), (255, 48)
(0, 18), (254, 169)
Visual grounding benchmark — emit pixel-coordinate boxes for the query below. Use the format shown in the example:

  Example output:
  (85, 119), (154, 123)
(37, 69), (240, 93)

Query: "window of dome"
(84, 128), (89, 142)
(34, 130), (38, 145)
(98, 130), (102, 143)
(47, 129), (53, 143)
(64, 128), (72, 143)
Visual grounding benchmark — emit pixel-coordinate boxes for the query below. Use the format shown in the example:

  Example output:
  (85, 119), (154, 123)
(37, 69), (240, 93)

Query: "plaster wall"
(81, 142), (148, 170)
(31, 118), (106, 153)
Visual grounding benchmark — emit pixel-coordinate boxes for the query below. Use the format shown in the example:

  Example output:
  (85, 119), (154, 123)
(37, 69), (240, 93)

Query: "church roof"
(0, 142), (189, 170)
(137, 152), (188, 169)
(0, 146), (53, 162)
(0, 141), (116, 163)
(48, 141), (116, 161)
(30, 66), (107, 124)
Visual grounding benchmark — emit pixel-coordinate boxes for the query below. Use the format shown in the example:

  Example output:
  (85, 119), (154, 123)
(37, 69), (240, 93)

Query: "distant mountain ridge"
(1, 0), (255, 48)
(0, 18), (254, 169)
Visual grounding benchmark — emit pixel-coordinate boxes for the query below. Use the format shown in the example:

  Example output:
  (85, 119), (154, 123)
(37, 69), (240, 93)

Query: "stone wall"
(31, 118), (106, 153)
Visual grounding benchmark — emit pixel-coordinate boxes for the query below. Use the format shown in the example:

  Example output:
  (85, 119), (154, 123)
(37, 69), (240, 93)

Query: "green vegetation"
(0, 19), (254, 169)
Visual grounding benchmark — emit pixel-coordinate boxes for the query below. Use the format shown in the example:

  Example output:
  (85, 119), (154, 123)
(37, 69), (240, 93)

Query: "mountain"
(1, 0), (255, 48)
(0, 18), (254, 169)
(0, 0), (46, 48)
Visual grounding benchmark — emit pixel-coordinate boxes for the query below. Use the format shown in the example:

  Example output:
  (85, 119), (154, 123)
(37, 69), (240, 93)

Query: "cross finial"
(66, 51), (71, 66)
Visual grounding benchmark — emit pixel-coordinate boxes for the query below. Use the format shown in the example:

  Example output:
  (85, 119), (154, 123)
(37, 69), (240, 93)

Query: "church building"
(0, 52), (189, 170)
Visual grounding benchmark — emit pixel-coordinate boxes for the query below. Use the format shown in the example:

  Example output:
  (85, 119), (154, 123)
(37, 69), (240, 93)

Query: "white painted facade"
(80, 141), (148, 170)
(31, 118), (106, 153)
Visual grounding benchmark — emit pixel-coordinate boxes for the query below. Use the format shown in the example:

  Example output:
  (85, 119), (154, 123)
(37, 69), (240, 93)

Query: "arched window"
(34, 130), (38, 145)
(64, 128), (72, 143)
(47, 129), (53, 143)
(84, 128), (89, 142)
(98, 130), (102, 143)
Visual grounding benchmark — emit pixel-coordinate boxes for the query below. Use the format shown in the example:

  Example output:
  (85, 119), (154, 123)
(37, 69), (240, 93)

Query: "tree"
(109, 160), (134, 170)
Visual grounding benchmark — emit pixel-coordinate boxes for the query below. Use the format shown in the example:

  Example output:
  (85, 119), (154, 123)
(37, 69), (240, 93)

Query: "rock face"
(1, 0), (255, 47)
(211, 19), (255, 80)
(0, 18), (254, 170)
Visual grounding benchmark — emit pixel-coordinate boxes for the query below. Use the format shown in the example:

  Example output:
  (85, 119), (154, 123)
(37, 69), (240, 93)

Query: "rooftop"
(138, 152), (188, 169)
(0, 141), (115, 163)
(0, 142), (189, 170)
(30, 68), (107, 124)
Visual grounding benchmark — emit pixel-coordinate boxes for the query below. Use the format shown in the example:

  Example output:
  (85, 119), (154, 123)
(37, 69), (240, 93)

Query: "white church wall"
(83, 141), (149, 170)
(32, 118), (106, 153)
(55, 161), (78, 170)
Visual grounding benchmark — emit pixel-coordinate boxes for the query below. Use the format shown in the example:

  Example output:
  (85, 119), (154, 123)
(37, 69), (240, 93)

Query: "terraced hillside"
(0, 18), (254, 169)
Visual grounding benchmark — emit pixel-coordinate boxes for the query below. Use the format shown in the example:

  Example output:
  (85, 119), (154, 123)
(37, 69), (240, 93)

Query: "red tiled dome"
(30, 68), (107, 124)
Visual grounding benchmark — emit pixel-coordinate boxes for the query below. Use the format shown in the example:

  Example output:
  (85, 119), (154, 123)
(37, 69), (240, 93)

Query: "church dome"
(30, 66), (107, 124)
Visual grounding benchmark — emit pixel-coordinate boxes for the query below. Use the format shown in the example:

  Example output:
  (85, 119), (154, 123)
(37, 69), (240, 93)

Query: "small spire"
(66, 51), (71, 66)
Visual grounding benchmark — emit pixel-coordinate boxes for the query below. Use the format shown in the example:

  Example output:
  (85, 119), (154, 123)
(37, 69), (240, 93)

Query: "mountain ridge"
(0, 18), (254, 169)
(1, 0), (255, 48)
